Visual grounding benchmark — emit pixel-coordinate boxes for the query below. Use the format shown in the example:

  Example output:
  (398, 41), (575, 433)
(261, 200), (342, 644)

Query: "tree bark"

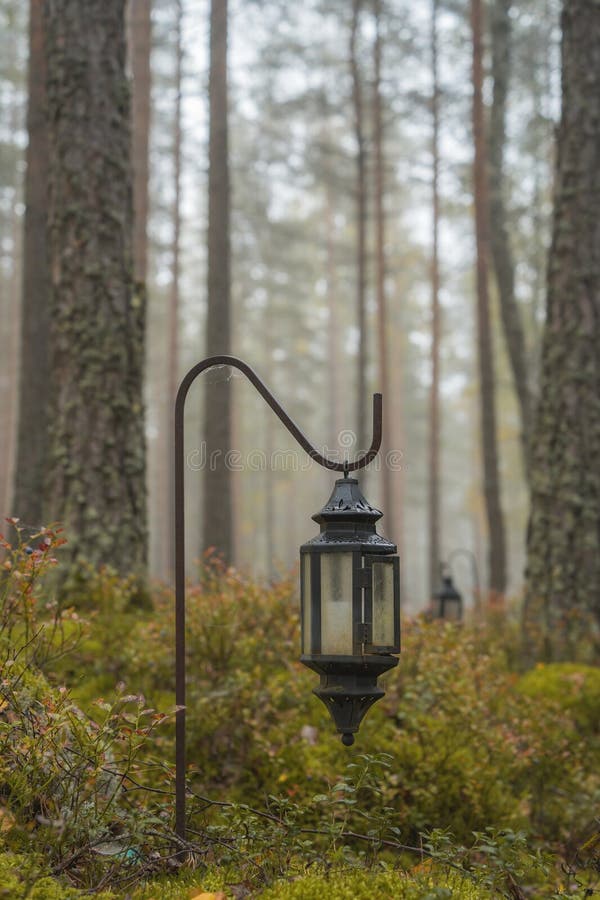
(13, 0), (50, 529)
(44, 0), (147, 575)
(1, 176), (22, 524)
(524, 1), (600, 659)
(372, 0), (399, 544)
(161, 0), (183, 579)
(428, 0), (442, 598)
(488, 0), (532, 479)
(263, 311), (275, 579)
(372, 0), (403, 563)
(470, 0), (507, 597)
(325, 186), (343, 445)
(127, 0), (151, 288)
(203, 0), (232, 563)
(349, 0), (368, 454)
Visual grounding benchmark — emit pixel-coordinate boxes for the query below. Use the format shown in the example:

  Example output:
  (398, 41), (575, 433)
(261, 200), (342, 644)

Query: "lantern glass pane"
(320, 552), (353, 655)
(372, 559), (395, 647)
(445, 599), (461, 622)
(302, 553), (311, 653)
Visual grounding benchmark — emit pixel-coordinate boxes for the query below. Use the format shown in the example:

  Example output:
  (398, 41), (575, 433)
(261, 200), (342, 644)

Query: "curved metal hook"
(174, 354), (382, 840)
(175, 355), (382, 472)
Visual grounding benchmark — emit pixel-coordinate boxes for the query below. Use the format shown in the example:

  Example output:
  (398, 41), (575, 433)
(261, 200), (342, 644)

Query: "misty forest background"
(0, 0), (598, 658)
(0, 1), (600, 896)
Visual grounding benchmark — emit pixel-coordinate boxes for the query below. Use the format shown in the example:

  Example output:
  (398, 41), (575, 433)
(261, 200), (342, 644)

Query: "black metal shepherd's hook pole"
(174, 355), (382, 839)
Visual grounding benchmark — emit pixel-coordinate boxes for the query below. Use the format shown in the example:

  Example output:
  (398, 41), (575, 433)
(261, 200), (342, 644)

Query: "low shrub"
(517, 662), (600, 734)
(1, 527), (600, 897)
(0, 526), (178, 892)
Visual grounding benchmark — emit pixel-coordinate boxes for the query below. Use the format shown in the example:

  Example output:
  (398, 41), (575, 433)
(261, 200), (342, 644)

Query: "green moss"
(0, 852), (114, 899)
(256, 867), (492, 899)
(129, 867), (230, 898)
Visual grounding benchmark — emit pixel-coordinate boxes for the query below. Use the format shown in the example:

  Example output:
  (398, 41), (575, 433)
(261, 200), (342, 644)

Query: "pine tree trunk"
(1, 183), (22, 523)
(488, 0), (532, 479)
(13, 0), (49, 529)
(203, 0), (232, 563)
(524, 1), (600, 659)
(165, 0), (183, 579)
(373, 0), (399, 546)
(470, 0), (507, 597)
(127, 0), (151, 287)
(44, 0), (147, 575)
(325, 186), (343, 444)
(350, 0), (367, 454)
(428, 0), (442, 598)
(263, 312), (275, 579)
(127, 0), (153, 571)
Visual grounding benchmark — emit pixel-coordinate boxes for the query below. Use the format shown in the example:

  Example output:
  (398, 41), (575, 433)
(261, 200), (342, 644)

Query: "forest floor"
(0, 532), (599, 898)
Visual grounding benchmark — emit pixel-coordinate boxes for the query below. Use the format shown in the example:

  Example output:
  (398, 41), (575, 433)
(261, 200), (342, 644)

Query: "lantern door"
(363, 554), (400, 654)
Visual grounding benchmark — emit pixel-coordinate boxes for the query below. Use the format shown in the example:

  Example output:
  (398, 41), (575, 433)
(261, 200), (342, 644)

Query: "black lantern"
(300, 475), (400, 746)
(433, 565), (463, 621)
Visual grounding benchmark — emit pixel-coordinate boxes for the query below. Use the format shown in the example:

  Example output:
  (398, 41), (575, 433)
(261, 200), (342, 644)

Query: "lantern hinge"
(355, 622), (372, 645)
(358, 568), (370, 589)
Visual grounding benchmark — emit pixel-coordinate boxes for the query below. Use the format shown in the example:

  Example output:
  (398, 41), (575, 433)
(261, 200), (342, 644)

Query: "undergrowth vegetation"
(0, 523), (598, 897)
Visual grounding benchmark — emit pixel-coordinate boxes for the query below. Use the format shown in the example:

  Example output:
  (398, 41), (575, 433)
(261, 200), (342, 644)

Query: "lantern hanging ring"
(174, 355), (384, 840)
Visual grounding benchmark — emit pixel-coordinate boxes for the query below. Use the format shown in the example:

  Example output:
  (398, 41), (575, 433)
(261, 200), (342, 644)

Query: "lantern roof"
(434, 574), (462, 601)
(312, 476), (382, 526)
(305, 476), (396, 552)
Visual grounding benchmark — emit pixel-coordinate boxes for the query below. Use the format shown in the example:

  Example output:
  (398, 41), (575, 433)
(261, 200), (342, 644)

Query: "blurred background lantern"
(432, 563), (463, 621)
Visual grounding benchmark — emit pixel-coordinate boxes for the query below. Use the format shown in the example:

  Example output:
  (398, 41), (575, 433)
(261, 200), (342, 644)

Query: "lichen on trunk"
(44, 0), (147, 576)
(524, 1), (600, 660)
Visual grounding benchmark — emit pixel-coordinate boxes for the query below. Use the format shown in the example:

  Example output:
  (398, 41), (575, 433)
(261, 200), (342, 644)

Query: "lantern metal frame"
(299, 475), (400, 746)
(174, 354), (385, 840)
